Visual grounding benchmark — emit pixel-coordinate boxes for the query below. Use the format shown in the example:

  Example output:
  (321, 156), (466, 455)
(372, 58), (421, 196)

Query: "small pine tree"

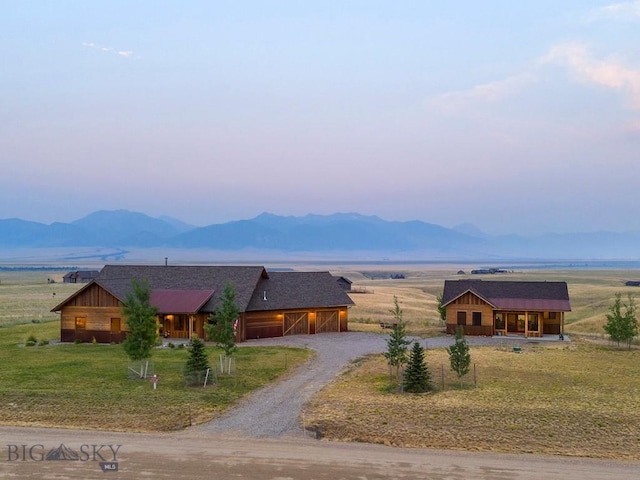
(383, 296), (411, 380)
(122, 278), (158, 362)
(205, 283), (239, 357)
(435, 293), (447, 326)
(184, 335), (210, 385)
(404, 341), (432, 393)
(448, 326), (471, 386)
(604, 292), (638, 349)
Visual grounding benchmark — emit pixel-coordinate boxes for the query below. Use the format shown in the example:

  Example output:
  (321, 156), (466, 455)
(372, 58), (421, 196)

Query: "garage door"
(316, 310), (339, 333)
(284, 312), (308, 336)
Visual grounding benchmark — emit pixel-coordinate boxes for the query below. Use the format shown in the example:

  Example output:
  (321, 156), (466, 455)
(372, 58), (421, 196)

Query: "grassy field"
(305, 340), (640, 459)
(0, 270), (81, 326)
(0, 320), (312, 432)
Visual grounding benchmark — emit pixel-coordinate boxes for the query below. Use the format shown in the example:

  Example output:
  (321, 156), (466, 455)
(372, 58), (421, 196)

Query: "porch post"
(524, 311), (528, 337)
(189, 315), (193, 340)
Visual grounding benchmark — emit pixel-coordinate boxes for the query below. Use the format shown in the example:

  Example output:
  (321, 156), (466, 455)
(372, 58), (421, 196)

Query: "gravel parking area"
(197, 332), (555, 438)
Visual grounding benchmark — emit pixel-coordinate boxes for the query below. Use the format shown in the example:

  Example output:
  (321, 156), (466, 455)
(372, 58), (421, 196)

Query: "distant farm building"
(62, 270), (100, 284)
(333, 276), (353, 291)
(625, 281), (640, 287)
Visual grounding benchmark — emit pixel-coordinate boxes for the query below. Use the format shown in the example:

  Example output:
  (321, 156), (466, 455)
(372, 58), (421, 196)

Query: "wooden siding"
(451, 291), (492, 306)
(60, 305), (125, 343)
(63, 283), (121, 308)
(446, 324), (493, 336)
(243, 307), (350, 340)
(445, 293), (494, 335)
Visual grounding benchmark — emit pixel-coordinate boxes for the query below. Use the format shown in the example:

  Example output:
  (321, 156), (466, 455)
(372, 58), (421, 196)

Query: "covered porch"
(159, 313), (207, 339)
(492, 310), (565, 338)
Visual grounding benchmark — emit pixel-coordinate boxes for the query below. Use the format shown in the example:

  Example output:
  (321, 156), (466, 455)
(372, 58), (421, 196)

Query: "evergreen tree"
(383, 296), (410, 380)
(448, 326), (471, 386)
(404, 341), (432, 393)
(435, 293), (447, 325)
(604, 292), (638, 349)
(205, 283), (239, 357)
(122, 279), (158, 361)
(184, 335), (210, 385)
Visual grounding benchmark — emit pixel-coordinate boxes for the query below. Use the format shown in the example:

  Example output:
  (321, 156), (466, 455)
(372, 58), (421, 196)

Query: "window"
(528, 314), (539, 332)
(472, 312), (482, 326)
(75, 317), (86, 330)
(457, 311), (466, 326)
(548, 312), (557, 320)
(494, 313), (505, 329)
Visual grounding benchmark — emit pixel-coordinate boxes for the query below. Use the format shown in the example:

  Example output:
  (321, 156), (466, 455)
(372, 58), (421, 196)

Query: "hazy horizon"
(3, 2), (640, 235)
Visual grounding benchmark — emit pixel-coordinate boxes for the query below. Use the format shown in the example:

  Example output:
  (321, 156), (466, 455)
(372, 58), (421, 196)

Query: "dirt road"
(1, 425), (638, 480)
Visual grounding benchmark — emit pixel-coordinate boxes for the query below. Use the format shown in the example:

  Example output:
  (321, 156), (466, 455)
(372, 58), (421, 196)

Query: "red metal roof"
(490, 298), (571, 311)
(150, 289), (215, 314)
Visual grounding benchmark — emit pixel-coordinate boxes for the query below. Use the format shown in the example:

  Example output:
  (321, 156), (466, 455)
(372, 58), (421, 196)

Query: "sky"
(2, 1), (640, 235)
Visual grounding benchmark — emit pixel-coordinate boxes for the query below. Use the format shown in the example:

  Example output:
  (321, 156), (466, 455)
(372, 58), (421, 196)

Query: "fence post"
(474, 363), (477, 388)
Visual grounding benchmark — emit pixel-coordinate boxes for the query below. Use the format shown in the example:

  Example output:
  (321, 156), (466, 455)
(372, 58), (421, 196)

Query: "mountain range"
(1, 210), (639, 260)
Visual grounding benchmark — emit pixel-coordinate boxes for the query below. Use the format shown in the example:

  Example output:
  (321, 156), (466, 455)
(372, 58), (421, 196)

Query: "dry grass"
(0, 270), (81, 326)
(305, 340), (640, 459)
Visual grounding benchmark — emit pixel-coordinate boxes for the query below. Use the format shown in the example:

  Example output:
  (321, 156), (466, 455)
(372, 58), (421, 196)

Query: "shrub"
(38, 340), (49, 346)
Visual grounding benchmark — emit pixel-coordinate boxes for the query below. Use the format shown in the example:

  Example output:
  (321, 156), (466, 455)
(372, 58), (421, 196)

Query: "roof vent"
(263, 291), (267, 301)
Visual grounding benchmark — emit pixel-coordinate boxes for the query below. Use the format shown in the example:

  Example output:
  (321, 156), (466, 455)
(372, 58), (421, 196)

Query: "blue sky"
(2, 1), (639, 234)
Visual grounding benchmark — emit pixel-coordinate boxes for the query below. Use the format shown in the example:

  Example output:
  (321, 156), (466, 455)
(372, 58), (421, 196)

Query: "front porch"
(446, 309), (566, 338)
(159, 313), (207, 340)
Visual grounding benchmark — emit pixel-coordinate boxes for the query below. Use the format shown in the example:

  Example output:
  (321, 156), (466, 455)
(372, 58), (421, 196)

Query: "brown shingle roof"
(53, 265), (354, 314)
(246, 271), (355, 311)
(442, 280), (571, 312)
(93, 265), (268, 312)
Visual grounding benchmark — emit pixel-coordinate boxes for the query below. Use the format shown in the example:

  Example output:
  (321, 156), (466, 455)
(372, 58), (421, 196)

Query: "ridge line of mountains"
(1, 210), (639, 259)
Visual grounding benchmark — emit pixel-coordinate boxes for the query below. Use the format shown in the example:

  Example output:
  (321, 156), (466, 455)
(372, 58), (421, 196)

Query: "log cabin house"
(441, 280), (571, 337)
(52, 265), (354, 343)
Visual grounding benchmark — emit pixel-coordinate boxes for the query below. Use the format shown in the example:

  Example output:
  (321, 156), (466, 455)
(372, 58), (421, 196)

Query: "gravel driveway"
(197, 332), (531, 438)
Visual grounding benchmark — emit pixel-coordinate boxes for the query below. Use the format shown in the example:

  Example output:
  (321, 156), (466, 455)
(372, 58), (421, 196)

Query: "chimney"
(263, 291), (267, 301)
(164, 257), (168, 266)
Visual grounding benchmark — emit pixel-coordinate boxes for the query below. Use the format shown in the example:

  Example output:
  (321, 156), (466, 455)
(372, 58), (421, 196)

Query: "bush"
(74, 338), (83, 344)
(38, 340), (49, 346)
(26, 334), (37, 345)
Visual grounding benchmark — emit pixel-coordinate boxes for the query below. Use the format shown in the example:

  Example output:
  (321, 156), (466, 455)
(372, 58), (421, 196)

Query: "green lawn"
(0, 321), (312, 431)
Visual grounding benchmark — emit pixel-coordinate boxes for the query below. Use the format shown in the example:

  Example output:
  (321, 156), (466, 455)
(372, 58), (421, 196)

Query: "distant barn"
(625, 280), (640, 287)
(63, 270), (100, 284)
(333, 276), (353, 291)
